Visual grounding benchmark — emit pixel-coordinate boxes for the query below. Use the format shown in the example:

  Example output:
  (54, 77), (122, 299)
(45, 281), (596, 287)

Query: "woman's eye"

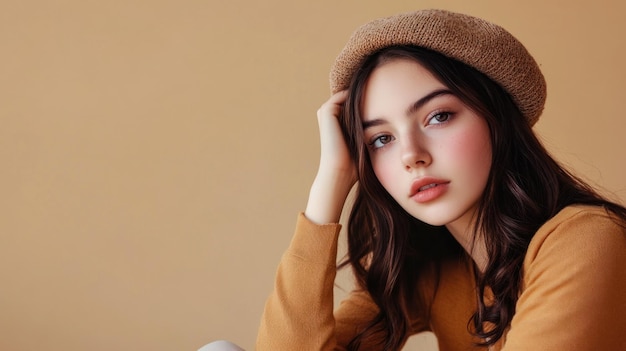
(370, 134), (394, 149)
(427, 112), (452, 125)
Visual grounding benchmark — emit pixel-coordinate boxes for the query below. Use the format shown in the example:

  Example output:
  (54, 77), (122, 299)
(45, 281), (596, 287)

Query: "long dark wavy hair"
(337, 45), (626, 350)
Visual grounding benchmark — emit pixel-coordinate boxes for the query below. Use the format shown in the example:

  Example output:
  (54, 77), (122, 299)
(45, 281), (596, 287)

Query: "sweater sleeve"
(502, 207), (626, 351)
(256, 213), (379, 351)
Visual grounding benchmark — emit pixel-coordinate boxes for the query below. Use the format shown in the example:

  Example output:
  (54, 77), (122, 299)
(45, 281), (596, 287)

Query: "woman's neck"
(445, 212), (488, 272)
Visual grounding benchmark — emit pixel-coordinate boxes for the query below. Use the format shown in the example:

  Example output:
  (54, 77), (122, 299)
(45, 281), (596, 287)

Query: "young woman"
(256, 9), (626, 351)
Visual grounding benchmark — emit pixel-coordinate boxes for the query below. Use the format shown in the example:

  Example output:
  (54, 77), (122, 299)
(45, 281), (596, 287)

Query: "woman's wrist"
(304, 172), (354, 225)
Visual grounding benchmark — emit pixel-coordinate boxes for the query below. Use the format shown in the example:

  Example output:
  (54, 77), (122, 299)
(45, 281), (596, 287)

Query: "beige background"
(1, 1), (624, 350)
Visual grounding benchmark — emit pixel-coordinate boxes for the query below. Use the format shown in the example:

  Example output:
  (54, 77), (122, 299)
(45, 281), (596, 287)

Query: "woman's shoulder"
(524, 204), (626, 268)
(510, 205), (626, 349)
(533, 204), (624, 239)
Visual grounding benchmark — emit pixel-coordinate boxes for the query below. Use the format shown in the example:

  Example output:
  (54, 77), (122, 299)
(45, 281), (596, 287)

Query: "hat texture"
(330, 9), (547, 125)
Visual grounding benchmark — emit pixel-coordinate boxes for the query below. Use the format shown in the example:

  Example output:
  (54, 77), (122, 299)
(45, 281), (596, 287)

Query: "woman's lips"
(409, 177), (450, 203)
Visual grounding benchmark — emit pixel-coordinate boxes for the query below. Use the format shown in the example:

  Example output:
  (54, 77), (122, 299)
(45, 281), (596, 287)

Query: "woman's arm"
(256, 213), (344, 350)
(255, 213), (382, 351)
(257, 92), (364, 350)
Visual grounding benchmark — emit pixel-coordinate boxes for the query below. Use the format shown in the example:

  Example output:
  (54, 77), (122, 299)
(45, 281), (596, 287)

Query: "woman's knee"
(197, 340), (245, 351)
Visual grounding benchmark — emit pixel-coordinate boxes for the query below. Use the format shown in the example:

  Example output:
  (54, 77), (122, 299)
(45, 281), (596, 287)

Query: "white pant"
(197, 340), (245, 351)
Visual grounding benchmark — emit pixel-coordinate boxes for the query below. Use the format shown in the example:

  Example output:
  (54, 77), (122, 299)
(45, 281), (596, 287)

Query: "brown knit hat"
(330, 9), (547, 125)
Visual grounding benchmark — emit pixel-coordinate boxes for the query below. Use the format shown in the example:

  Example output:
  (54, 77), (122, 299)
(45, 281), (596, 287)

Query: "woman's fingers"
(317, 90), (348, 120)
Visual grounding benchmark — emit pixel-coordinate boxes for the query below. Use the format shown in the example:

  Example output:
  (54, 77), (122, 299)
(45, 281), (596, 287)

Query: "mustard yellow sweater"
(257, 206), (626, 350)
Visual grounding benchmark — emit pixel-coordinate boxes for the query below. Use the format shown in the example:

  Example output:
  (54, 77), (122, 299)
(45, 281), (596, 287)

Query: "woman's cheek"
(447, 125), (492, 184)
(372, 156), (401, 196)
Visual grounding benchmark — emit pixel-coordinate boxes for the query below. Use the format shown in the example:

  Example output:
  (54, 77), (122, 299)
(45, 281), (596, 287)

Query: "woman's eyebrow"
(362, 88), (453, 130)
(362, 118), (386, 130)
(405, 89), (453, 116)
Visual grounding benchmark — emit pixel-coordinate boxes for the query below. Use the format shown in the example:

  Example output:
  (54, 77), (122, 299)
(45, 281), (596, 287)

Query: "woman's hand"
(305, 91), (357, 224)
(316, 91), (356, 182)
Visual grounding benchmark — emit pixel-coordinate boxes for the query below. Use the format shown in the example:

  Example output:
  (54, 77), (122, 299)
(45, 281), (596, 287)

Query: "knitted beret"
(330, 9), (547, 125)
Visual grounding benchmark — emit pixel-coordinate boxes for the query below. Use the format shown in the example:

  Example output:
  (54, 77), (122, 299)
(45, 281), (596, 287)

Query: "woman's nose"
(400, 137), (431, 170)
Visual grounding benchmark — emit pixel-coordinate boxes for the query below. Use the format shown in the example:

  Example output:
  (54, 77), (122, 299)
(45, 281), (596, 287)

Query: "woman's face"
(361, 58), (492, 235)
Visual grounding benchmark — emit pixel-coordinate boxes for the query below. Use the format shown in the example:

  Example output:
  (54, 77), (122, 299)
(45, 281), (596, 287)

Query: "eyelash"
(368, 134), (394, 150)
(427, 111), (453, 125)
